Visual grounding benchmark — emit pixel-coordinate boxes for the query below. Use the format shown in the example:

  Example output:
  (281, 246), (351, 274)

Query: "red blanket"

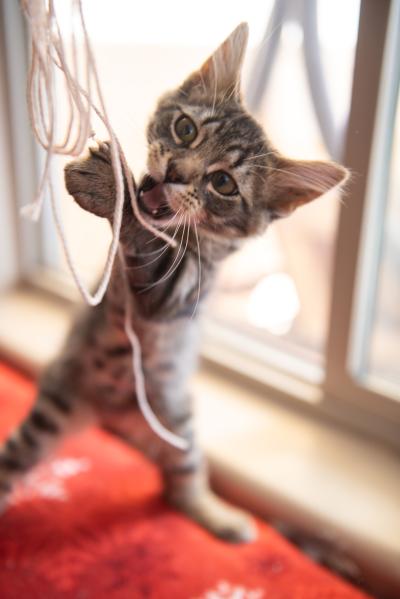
(0, 362), (372, 599)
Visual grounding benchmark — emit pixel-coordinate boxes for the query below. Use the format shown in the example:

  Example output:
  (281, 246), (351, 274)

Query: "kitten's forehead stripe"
(232, 155), (247, 169)
(226, 144), (246, 154)
(225, 145), (252, 169)
(201, 116), (222, 126)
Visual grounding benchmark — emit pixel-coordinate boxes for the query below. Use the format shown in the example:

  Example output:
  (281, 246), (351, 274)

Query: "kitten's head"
(138, 23), (348, 240)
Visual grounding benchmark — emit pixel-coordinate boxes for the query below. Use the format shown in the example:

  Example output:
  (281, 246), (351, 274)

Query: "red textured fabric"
(0, 362), (373, 599)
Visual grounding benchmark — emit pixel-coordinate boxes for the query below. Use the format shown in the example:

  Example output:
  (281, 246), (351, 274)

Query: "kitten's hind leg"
(152, 409), (257, 543)
(102, 408), (257, 543)
(0, 388), (92, 512)
(164, 455), (258, 543)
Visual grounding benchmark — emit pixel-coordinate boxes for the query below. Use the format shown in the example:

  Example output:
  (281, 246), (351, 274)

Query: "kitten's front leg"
(135, 324), (257, 543)
(102, 399), (256, 543)
(64, 142), (119, 218)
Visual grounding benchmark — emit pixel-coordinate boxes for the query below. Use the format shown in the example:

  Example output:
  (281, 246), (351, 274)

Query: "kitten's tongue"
(138, 175), (172, 219)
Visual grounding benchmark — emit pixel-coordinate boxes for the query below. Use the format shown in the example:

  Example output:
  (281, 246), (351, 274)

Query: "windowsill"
(194, 369), (400, 596)
(0, 285), (399, 596)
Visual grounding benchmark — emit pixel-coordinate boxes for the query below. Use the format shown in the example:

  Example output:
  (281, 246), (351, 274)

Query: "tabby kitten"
(0, 23), (347, 542)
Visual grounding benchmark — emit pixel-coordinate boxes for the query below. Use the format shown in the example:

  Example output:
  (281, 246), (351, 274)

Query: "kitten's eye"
(174, 115), (197, 144)
(210, 171), (238, 196)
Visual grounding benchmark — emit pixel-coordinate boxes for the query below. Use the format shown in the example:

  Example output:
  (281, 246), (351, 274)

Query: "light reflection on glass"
(246, 273), (300, 336)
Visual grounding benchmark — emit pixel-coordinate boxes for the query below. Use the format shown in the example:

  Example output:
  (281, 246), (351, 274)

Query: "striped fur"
(0, 23), (347, 541)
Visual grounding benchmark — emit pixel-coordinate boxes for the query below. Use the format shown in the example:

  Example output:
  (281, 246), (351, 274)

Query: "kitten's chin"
(137, 174), (175, 223)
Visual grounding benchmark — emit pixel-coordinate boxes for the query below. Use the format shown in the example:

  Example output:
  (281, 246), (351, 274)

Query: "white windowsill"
(0, 286), (399, 596)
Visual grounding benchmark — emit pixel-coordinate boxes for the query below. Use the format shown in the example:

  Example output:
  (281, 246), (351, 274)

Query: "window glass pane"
(208, 1), (360, 368)
(368, 93), (400, 389)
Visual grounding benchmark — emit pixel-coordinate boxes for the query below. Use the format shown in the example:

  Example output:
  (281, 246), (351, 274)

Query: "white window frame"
(324, 0), (400, 441)
(1, 0), (399, 449)
(0, 0), (40, 281)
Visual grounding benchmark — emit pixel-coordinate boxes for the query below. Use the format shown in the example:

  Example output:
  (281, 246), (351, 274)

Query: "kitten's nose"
(164, 161), (185, 184)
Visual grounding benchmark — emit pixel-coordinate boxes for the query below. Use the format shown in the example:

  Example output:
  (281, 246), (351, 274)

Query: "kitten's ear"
(267, 157), (349, 219)
(182, 22), (249, 100)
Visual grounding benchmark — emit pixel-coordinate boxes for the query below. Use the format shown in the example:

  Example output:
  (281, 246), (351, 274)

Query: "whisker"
(191, 218), (202, 320)
(140, 215), (189, 292)
(247, 164), (297, 176)
(135, 209), (183, 256)
(247, 164), (331, 188)
(144, 207), (183, 246)
(244, 168), (265, 185)
(154, 216), (191, 288)
(158, 207), (183, 233)
(243, 151), (276, 162)
(246, 164), (344, 200)
(211, 60), (218, 117)
(134, 245), (169, 258)
(130, 211), (185, 269)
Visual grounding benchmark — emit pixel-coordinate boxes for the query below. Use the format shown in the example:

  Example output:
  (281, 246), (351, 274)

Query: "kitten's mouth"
(138, 174), (174, 221)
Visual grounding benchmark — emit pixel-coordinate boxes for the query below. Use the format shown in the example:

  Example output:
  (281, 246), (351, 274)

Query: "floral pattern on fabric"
(194, 580), (264, 599)
(8, 458), (91, 507)
(0, 363), (374, 599)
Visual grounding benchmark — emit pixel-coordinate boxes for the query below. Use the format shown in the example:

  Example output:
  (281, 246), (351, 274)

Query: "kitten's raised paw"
(64, 141), (115, 218)
(170, 489), (257, 543)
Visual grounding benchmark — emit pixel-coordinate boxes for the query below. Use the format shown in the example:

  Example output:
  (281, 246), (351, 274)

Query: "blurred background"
(3, 0), (399, 386)
(0, 0), (399, 597)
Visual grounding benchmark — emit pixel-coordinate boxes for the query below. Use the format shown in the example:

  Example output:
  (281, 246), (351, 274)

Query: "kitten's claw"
(89, 141), (112, 164)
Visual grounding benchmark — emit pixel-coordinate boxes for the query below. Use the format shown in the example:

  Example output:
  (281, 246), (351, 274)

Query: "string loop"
(21, 0), (187, 451)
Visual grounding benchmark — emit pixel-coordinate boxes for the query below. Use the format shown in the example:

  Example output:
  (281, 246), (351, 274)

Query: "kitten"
(0, 23), (347, 542)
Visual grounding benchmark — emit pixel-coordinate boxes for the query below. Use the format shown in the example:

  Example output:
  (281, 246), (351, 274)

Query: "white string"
(21, 0), (177, 304)
(119, 248), (189, 451)
(21, 0), (187, 451)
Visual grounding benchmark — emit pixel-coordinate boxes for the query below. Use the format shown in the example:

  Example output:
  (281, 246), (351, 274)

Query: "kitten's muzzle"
(138, 174), (174, 220)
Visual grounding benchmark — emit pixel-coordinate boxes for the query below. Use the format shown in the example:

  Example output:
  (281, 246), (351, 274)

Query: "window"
(208, 0), (360, 378)
(349, 0), (400, 398)
(1, 0), (399, 448)
(368, 105), (400, 391)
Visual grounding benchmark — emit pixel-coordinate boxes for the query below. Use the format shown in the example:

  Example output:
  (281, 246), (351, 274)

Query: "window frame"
(324, 0), (400, 434)
(1, 0), (399, 449)
(348, 0), (400, 400)
(0, 0), (41, 281)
